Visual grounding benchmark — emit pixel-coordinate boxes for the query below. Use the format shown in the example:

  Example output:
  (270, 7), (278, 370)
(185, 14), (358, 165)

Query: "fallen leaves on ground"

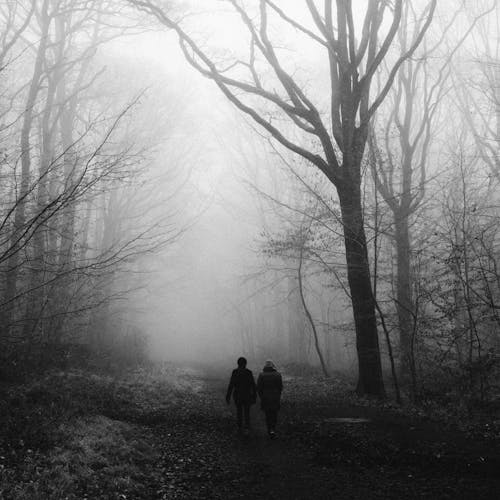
(0, 364), (499, 499)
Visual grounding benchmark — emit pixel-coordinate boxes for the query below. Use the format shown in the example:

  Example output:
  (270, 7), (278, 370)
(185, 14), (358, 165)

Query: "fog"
(3, 4), (500, 498)
(95, 23), (352, 369)
(1, 0), (499, 398)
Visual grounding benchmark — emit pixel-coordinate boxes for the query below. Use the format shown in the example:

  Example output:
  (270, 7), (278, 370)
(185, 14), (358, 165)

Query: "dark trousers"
(236, 402), (251, 429)
(264, 409), (278, 432)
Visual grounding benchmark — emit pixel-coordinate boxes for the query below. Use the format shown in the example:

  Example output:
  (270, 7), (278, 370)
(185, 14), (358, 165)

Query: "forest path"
(149, 371), (344, 499)
(1, 365), (499, 499)
(145, 367), (500, 500)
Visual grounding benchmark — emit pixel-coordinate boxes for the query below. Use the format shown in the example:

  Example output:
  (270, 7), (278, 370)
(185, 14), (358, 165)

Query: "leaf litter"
(0, 364), (499, 499)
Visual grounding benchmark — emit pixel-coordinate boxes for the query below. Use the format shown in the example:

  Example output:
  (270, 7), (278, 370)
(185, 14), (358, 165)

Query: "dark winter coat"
(257, 367), (283, 411)
(226, 367), (257, 405)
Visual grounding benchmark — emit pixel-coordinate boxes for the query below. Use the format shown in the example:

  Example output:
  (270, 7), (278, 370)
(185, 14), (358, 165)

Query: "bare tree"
(454, 1), (500, 180)
(128, 0), (437, 395)
(368, 1), (494, 397)
(1, 0), (51, 340)
(0, 0), (34, 71)
(0, 1), (190, 373)
(297, 222), (330, 377)
(367, 5), (445, 389)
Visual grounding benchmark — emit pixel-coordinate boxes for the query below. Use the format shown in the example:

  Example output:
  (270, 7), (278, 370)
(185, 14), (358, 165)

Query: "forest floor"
(0, 363), (499, 500)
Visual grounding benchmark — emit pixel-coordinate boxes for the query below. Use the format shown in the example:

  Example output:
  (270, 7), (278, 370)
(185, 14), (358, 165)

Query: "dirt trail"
(1, 366), (498, 499)
(150, 374), (336, 499)
(146, 369), (500, 500)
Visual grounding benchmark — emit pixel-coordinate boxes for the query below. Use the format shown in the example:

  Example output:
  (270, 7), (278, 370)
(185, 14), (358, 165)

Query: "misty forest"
(1, 1), (499, 498)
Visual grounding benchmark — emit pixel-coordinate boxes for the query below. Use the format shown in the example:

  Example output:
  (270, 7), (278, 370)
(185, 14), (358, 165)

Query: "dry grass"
(0, 363), (201, 499)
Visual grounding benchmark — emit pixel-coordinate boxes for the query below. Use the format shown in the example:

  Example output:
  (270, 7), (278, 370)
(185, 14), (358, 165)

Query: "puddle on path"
(324, 417), (371, 423)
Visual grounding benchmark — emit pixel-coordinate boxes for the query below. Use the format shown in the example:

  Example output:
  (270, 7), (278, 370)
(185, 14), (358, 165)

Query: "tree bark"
(394, 213), (413, 380)
(338, 178), (385, 396)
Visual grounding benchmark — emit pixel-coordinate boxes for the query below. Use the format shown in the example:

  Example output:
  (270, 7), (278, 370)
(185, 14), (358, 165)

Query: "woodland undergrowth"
(0, 365), (201, 499)
(0, 363), (499, 499)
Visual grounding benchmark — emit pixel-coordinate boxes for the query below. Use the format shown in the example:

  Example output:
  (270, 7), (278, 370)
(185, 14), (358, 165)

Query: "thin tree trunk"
(1, 0), (50, 342)
(23, 68), (58, 340)
(374, 299), (401, 404)
(394, 214), (414, 383)
(298, 244), (329, 377)
(287, 275), (306, 364)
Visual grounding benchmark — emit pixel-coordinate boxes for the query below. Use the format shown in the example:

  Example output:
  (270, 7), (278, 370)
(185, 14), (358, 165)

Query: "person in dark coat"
(257, 360), (283, 438)
(226, 357), (257, 433)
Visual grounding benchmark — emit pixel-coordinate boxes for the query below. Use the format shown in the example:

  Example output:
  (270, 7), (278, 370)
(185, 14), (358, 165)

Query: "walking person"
(226, 357), (257, 434)
(257, 360), (283, 438)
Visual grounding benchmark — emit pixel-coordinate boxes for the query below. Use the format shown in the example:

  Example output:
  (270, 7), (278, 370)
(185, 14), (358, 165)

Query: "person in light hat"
(256, 359), (283, 438)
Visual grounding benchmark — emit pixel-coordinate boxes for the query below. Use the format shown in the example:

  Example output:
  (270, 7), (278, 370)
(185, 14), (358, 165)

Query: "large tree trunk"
(338, 180), (385, 397)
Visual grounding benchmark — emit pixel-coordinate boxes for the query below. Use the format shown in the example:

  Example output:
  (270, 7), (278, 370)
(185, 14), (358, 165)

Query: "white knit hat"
(264, 359), (276, 369)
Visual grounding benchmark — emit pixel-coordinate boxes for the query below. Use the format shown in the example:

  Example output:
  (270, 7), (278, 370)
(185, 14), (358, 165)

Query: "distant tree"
(369, 4), (449, 391)
(0, 0), (34, 71)
(367, 1), (494, 398)
(454, 1), (500, 180)
(0, 0), (189, 373)
(421, 142), (500, 402)
(1, 0), (51, 340)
